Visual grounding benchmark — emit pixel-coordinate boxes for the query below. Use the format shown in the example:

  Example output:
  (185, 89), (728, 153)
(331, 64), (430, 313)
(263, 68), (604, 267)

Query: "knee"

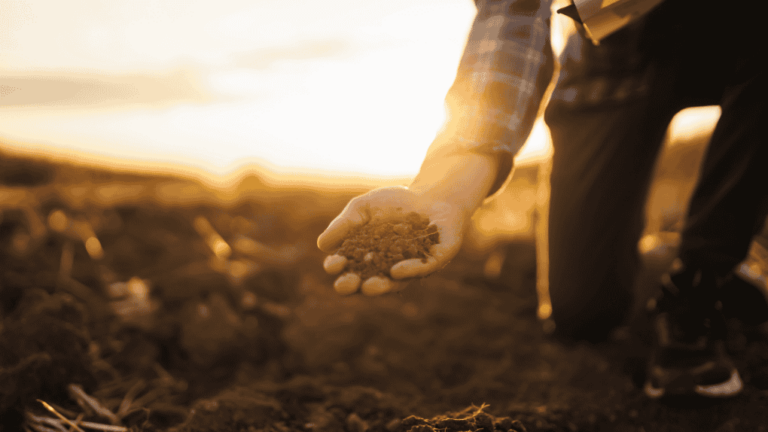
(548, 276), (633, 342)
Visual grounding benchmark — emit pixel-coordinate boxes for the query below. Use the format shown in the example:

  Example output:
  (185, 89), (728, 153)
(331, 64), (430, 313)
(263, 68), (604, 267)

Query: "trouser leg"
(538, 0), (766, 339)
(544, 94), (675, 340)
(539, 15), (684, 340)
(678, 57), (768, 277)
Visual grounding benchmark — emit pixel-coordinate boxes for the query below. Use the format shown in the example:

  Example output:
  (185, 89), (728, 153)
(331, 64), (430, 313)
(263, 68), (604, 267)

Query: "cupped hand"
(317, 185), (468, 296)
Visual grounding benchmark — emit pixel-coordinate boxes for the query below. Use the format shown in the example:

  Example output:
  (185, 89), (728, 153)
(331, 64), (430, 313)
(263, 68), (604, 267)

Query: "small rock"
(473, 412), (494, 431)
(494, 418), (514, 432)
(385, 418), (402, 432)
(346, 413), (369, 432)
(509, 419), (527, 432)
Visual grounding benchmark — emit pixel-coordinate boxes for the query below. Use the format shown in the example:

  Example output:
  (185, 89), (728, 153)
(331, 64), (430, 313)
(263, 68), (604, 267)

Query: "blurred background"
(0, 0), (485, 181)
(0, 0), (732, 264)
(3, 4), (768, 430)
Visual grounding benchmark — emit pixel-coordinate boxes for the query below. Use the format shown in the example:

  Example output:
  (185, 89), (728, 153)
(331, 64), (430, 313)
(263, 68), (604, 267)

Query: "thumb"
(317, 201), (369, 253)
(389, 222), (462, 279)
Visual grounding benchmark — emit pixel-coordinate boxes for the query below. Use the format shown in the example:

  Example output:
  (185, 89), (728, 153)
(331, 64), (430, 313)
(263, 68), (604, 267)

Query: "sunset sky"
(0, 0), (483, 178)
(0, 1), (718, 181)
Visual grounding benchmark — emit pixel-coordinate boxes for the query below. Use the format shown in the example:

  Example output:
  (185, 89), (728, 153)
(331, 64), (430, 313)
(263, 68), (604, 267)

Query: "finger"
(334, 272), (361, 295)
(390, 256), (441, 279)
(317, 202), (369, 253)
(361, 276), (399, 296)
(323, 254), (348, 275)
(390, 231), (460, 279)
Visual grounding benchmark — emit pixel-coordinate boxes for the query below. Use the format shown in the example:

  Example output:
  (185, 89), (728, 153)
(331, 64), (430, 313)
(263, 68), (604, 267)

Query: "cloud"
(0, 69), (210, 108)
(232, 39), (352, 69)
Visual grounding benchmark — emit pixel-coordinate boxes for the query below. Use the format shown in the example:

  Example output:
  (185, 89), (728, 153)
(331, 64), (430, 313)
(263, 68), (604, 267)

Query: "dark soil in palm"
(335, 212), (439, 280)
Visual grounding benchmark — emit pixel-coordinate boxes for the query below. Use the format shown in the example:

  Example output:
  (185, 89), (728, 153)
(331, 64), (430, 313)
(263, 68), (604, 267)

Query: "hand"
(317, 185), (468, 296)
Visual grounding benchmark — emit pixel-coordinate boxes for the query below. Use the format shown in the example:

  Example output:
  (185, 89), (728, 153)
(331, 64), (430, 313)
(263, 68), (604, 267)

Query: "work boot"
(644, 260), (743, 398)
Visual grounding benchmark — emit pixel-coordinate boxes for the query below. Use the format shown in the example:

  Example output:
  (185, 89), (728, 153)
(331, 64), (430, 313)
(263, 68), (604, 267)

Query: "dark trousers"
(542, 0), (768, 340)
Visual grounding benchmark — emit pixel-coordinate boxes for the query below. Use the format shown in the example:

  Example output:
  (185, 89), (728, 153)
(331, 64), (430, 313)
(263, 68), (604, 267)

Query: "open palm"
(317, 186), (467, 295)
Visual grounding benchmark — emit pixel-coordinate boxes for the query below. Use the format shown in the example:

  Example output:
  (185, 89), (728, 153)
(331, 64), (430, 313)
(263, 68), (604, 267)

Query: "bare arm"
(318, 0), (556, 295)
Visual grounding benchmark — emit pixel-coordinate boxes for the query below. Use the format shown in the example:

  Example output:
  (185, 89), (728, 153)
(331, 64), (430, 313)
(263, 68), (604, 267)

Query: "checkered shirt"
(442, 0), (555, 162)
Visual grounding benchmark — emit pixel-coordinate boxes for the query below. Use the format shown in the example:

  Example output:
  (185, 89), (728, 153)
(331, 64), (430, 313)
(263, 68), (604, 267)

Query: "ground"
(1, 150), (768, 432)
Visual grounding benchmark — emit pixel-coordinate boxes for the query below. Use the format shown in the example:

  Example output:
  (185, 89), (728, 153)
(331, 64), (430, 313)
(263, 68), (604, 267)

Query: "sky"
(0, 0), (488, 178)
(0, 0), (718, 181)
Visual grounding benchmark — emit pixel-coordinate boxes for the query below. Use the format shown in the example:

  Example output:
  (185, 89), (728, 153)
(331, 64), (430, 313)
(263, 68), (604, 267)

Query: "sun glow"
(0, 1), (722, 183)
(0, 0), (478, 181)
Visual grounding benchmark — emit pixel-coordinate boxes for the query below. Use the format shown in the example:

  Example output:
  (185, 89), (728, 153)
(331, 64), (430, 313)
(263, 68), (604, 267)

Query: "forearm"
(409, 150), (499, 215)
(427, 0), (555, 197)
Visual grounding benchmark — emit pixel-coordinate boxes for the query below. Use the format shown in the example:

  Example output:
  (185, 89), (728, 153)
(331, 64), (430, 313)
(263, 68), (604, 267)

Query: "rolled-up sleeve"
(439, 0), (555, 193)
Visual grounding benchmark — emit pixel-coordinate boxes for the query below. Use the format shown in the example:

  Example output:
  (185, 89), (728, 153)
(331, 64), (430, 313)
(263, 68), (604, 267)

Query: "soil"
(2, 149), (768, 432)
(335, 213), (439, 280)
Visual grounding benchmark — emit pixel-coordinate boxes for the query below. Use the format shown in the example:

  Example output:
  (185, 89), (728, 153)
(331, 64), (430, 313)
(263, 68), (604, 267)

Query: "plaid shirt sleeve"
(437, 0), (555, 192)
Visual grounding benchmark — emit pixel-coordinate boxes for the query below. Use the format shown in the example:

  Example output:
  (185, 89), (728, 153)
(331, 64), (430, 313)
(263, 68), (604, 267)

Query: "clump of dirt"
(335, 212), (439, 280)
(0, 289), (96, 414)
(396, 405), (526, 432)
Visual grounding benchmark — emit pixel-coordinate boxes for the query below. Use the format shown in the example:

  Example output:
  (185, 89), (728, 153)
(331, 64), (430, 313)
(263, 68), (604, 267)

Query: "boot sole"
(644, 369), (743, 399)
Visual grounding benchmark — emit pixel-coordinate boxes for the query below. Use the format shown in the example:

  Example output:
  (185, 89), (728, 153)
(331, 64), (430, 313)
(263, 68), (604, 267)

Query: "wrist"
(409, 151), (499, 214)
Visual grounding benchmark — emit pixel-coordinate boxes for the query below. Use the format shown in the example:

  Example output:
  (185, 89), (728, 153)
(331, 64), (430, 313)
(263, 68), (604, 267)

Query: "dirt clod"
(398, 406), (521, 432)
(346, 412), (369, 432)
(335, 212), (439, 280)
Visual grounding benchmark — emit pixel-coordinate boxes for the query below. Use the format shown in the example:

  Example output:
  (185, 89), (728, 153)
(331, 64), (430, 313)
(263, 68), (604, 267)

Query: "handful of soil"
(334, 212), (439, 280)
